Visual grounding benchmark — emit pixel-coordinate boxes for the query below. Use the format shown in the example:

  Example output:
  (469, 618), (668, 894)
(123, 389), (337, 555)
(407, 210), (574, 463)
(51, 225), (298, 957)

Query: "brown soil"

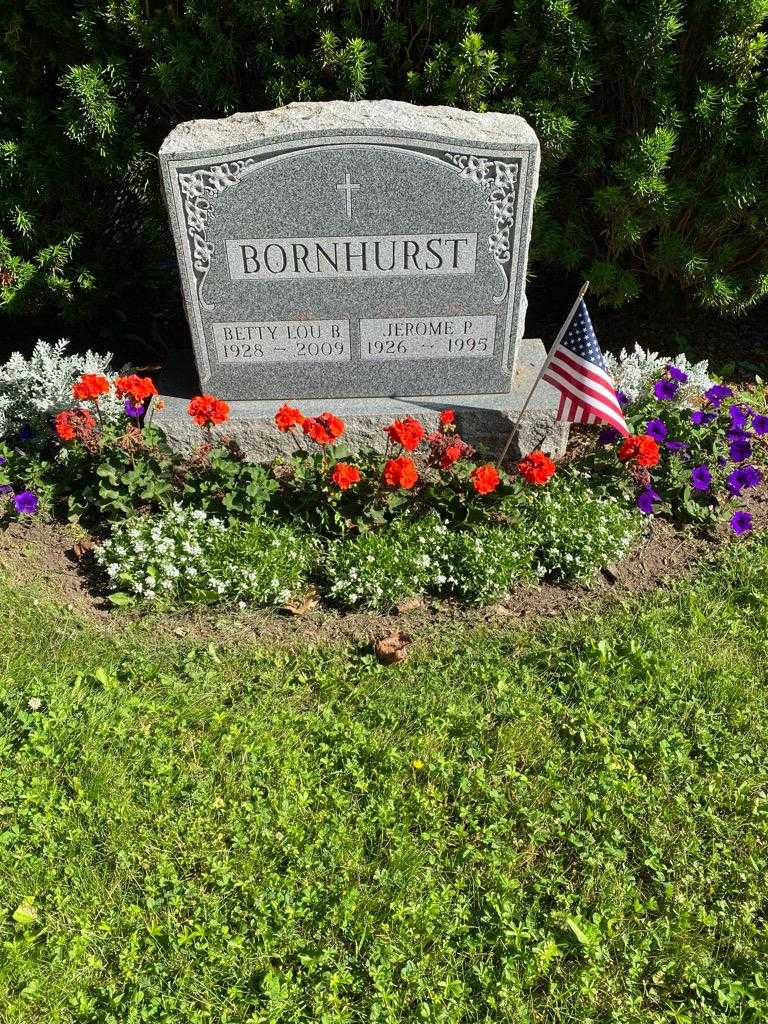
(0, 518), (112, 617)
(2, 484), (766, 648)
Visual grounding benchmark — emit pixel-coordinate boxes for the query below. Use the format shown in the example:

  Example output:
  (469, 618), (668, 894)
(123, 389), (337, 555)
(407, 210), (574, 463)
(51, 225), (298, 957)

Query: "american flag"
(542, 299), (629, 436)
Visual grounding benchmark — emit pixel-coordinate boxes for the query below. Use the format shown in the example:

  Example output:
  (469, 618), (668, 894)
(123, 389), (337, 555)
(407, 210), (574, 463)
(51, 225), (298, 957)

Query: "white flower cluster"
(95, 504), (314, 606)
(530, 478), (642, 583)
(440, 526), (538, 604)
(604, 344), (712, 406)
(323, 516), (448, 610)
(323, 515), (536, 609)
(0, 338), (123, 438)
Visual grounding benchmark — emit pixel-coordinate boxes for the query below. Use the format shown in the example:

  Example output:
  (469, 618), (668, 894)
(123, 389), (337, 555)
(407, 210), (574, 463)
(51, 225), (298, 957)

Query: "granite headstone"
(156, 100), (567, 456)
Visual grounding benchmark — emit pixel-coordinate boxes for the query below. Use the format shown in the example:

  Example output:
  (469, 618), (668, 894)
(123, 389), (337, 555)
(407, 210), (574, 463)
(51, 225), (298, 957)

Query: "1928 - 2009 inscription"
(212, 320), (350, 363)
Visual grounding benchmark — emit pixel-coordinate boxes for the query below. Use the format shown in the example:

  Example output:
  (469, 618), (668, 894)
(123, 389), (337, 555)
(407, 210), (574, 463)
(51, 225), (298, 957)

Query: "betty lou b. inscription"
(212, 320), (351, 363)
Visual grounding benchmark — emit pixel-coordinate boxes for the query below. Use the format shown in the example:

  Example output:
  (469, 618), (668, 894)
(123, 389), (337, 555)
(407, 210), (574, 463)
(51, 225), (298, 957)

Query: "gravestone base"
(152, 338), (568, 461)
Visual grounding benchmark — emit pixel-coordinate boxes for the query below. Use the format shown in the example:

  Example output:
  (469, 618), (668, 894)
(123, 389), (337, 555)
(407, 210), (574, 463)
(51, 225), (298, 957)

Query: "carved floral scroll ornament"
(445, 153), (519, 302)
(178, 159), (256, 309)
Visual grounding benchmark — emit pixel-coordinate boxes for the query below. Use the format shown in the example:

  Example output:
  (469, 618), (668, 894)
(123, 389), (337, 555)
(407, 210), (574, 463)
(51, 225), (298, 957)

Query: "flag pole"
(497, 280), (590, 467)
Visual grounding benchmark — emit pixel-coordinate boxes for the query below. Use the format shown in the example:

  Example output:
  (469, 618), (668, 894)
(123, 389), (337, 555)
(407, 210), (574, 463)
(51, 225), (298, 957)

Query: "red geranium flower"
(383, 455), (419, 489)
(317, 411), (345, 440)
(426, 430), (474, 470)
(439, 409), (456, 428)
(384, 416), (426, 452)
(302, 418), (332, 444)
(54, 408), (96, 442)
(188, 394), (230, 427)
(517, 450), (556, 485)
(440, 443), (464, 469)
(330, 462), (361, 490)
(618, 434), (660, 468)
(72, 373), (110, 401)
(54, 411), (77, 441)
(470, 463), (501, 495)
(115, 374), (158, 403)
(275, 404), (305, 432)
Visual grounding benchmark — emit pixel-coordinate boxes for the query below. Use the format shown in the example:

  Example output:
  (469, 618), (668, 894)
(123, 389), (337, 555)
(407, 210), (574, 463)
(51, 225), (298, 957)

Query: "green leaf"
(13, 902), (37, 926)
(566, 916), (591, 945)
(108, 592), (136, 607)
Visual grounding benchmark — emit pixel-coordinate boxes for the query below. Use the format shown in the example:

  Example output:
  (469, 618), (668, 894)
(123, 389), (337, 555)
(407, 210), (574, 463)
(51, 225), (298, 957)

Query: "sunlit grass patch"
(1, 536), (767, 1022)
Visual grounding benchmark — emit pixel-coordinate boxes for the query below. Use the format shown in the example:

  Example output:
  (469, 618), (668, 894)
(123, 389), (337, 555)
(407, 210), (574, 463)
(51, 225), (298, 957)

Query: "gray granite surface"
(159, 100), (539, 402)
(152, 338), (568, 461)
(160, 100), (538, 155)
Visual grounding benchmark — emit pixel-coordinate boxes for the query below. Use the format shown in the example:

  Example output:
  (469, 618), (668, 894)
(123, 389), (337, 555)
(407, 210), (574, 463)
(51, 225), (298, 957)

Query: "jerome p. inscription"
(159, 100), (540, 400)
(360, 315), (495, 361)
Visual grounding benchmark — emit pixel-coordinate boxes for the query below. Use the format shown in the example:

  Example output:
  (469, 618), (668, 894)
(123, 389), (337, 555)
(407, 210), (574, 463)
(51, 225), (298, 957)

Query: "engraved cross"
(336, 171), (360, 219)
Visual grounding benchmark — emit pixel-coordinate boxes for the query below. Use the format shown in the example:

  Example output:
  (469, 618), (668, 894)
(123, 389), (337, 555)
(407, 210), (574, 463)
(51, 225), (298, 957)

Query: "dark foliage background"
(1, 0), (767, 361)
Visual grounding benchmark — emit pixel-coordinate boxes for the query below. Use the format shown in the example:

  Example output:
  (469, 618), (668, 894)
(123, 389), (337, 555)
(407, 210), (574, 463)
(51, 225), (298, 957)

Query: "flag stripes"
(543, 362), (627, 433)
(542, 298), (629, 437)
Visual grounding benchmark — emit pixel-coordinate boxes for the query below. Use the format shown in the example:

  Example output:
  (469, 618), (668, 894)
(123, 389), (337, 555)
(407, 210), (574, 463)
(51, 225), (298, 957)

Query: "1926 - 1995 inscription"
(160, 101), (539, 399)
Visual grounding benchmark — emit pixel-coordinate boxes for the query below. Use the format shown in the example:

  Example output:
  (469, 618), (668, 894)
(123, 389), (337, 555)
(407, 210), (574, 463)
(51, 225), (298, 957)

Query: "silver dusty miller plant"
(604, 344), (712, 406)
(0, 339), (123, 438)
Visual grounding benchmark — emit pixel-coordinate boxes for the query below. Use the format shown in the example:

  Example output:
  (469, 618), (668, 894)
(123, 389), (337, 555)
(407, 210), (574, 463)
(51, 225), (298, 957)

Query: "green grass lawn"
(2, 537), (768, 1023)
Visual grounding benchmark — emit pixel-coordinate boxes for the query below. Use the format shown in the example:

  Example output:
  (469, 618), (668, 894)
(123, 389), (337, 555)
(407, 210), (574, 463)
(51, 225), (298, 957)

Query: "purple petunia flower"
(646, 418), (668, 442)
(752, 414), (768, 436)
(637, 486), (661, 515)
(691, 465), (712, 491)
(690, 409), (717, 427)
(704, 384), (733, 409)
(13, 491), (38, 515)
(729, 438), (752, 463)
(740, 464), (763, 488)
(729, 404), (752, 429)
(0, 456), (6, 466)
(616, 390), (629, 408)
(124, 399), (145, 418)
(727, 465), (763, 495)
(727, 426), (750, 443)
(654, 379), (679, 401)
(0, 483), (13, 495)
(665, 440), (689, 455)
(667, 365), (688, 383)
(17, 425), (34, 441)
(730, 510), (753, 535)
(598, 425), (621, 445)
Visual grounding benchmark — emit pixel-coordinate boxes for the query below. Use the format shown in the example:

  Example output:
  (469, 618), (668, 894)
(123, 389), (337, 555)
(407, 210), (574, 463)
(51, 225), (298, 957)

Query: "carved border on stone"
(178, 159), (256, 310)
(177, 146), (521, 313)
(444, 153), (519, 303)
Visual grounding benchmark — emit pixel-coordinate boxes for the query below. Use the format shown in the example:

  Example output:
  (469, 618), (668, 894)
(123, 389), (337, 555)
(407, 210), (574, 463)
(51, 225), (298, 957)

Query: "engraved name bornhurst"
(226, 233), (478, 281)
